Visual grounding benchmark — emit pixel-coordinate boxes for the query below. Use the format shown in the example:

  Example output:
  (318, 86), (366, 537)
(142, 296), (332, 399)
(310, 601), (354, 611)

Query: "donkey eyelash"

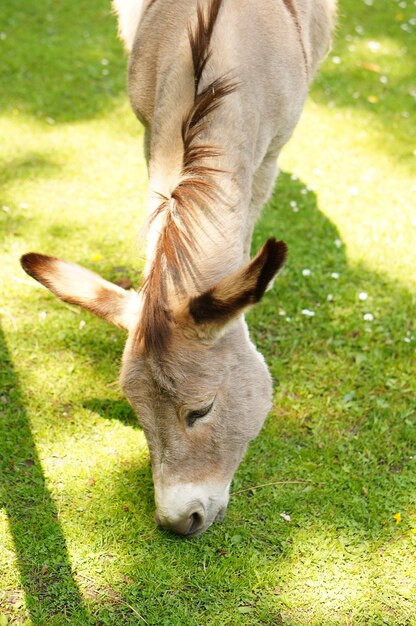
(186, 401), (214, 427)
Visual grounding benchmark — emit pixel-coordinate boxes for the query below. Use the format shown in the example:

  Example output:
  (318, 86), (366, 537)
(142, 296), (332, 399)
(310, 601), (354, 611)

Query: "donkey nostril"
(187, 511), (204, 536)
(155, 505), (205, 536)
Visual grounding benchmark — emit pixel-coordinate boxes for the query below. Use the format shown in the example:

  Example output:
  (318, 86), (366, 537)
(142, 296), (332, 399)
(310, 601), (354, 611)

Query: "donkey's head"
(21, 237), (286, 536)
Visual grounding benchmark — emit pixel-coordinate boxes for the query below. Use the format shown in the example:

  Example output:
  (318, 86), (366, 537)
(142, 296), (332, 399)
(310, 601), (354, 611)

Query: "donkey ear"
(20, 253), (139, 331)
(188, 238), (287, 328)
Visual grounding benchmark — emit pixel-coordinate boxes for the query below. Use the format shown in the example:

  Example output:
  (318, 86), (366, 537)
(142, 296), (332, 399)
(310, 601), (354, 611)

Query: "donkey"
(21, 0), (336, 536)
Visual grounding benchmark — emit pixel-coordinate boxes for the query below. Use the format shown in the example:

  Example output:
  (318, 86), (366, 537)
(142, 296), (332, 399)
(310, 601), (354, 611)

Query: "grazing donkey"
(21, 0), (336, 536)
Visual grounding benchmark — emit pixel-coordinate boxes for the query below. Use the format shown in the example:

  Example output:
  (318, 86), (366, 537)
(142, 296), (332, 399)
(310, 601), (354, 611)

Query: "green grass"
(1, 0), (415, 624)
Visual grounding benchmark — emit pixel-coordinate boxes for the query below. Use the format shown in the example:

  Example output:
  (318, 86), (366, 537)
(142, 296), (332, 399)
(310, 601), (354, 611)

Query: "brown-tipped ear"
(188, 238), (287, 326)
(20, 252), (139, 331)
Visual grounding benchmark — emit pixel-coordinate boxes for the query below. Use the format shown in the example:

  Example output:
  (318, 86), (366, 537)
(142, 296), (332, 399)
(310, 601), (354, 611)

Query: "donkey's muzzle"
(155, 503), (205, 537)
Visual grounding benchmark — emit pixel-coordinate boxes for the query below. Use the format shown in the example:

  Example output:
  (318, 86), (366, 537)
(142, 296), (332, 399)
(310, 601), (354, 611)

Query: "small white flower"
(367, 41), (381, 52)
(290, 174), (298, 181)
(355, 25), (364, 35)
(348, 186), (359, 196)
(334, 239), (342, 248)
(39, 311), (47, 320)
(46, 117), (55, 125)
(327, 294), (334, 302)
(332, 56), (341, 64)
(331, 272), (340, 279)
(363, 313), (374, 322)
(379, 75), (388, 84)
(313, 168), (322, 176)
(2, 205), (10, 213)
(280, 513), (291, 522)
(404, 337), (411, 343)
(301, 309), (315, 317)
(285, 316), (292, 322)
(100, 58), (109, 65)
(302, 268), (311, 276)
(301, 188), (308, 195)
(358, 292), (368, 301)
(20, 202), (29, 209)
(79, 320), (86, 329)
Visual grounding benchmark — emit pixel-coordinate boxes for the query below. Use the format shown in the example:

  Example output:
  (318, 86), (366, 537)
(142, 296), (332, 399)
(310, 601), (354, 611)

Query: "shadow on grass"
(249, 171), (415, 526)
(0, 325), (91, 625)
(0, 154), (61, 187)
(83, 398), (139, 429)
(0, 0), (126, 122)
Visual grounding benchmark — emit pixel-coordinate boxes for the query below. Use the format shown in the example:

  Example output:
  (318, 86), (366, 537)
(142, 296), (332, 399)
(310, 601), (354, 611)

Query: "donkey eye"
(186, 402), (214, 427)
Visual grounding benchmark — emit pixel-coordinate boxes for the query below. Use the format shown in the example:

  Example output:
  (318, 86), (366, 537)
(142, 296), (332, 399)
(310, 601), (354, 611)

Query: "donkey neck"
(143, 73), (254, 298)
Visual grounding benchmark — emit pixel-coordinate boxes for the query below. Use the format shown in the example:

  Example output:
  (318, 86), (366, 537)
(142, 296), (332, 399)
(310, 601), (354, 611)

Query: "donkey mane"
(136, 0), (237, 356)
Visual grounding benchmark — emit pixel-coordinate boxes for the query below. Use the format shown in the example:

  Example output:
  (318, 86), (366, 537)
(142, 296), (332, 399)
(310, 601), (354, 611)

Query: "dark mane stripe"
(188, 0), (223, 95)
(281, 0), (310, 76)
(136, 0), (237, 356)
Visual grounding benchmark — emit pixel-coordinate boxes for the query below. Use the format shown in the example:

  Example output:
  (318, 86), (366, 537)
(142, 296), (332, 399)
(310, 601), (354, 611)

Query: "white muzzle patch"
(154, 481), (231, 535)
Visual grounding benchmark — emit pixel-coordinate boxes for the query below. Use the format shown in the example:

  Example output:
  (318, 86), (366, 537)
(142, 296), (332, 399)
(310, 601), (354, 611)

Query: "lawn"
(1, 0), (415, 624)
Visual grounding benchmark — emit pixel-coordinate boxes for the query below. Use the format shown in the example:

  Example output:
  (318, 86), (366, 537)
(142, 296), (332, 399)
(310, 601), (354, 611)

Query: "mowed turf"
(1, 0), (415, 624)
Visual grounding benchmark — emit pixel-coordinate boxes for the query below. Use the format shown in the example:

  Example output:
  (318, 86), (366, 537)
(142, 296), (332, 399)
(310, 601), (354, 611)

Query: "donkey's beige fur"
(21, 0), (336, 536)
